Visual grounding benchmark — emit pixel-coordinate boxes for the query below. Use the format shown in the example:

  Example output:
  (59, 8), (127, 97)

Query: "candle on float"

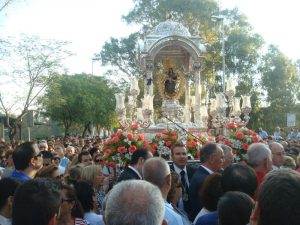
(242, 95), (251, 108)
(136, 108), (144, 120)
(115, 94), (125, 109)
(233, 97), (241, 113)
(210, 99), (217, 111)
(226, 77), (235, 93)
(200, 105), (208, 117)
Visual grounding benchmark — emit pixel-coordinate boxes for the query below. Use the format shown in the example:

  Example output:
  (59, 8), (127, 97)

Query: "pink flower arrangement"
(150, 128), (179, 156)
(103, 124), (149, 166)
(221, 122), (263, 161)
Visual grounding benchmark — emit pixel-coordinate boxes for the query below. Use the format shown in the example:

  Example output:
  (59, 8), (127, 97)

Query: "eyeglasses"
(33, 153), (43, 160)
(95, 159), (103, 163)
(273, 152), (286, 156)
(60, 198), (74, 204)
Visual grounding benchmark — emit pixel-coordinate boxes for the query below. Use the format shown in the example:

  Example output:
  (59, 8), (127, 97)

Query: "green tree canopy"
(40, 74), (116, 136)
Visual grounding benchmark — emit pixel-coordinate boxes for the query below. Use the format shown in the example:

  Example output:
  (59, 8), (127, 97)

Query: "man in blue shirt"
(10, 142), (43, 182)
(258, 128), (268, 140)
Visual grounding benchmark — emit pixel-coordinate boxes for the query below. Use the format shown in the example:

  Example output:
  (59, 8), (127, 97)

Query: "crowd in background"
(0, 125), (300, 225)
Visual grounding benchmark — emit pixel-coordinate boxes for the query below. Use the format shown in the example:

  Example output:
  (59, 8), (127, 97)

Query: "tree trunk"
(82, 121), (91, 137)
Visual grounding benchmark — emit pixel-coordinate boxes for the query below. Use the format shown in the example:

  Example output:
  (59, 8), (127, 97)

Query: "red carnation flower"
(170, 131), (177, 136)
(127, 133), (134, 140)
(242, 143), (249, 150)
(166, 141), (172, 147)
(137, 134), (144, 141)
(128, 145), (137, 153)
(152, 143), (158, 150)
(155, 133), (161, 138)
(143, 141), (149, 148)
(162, 135), (169, 140)
(172, 135), (177, 141)
(252, 135), (259, 143)
(224, 139), (232, 146)
(109, 162), (116, 168)
(232, 149), (237, 155)
(117, 146), (126, 154)
(131, 124), (139, 130)
(246, 129), (254, 135)
(187, 141), (196, 148)
(116, 131), (123, 136)
(227, 122), (236, 129)
(162, 129), (168, 134)
(235, 131), (244, 140)
(112, 136), (119, 143)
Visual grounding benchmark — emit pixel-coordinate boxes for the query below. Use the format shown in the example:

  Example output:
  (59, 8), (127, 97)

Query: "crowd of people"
(0, 131), (300, 225)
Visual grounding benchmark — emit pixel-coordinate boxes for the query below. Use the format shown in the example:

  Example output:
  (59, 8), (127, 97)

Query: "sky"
(1, 0), (300, 76)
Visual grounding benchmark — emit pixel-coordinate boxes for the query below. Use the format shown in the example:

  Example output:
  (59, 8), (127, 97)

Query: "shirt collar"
(128, 165), (142, 179)
(200, 165), (214, 174)
(173, 164), (187, 174)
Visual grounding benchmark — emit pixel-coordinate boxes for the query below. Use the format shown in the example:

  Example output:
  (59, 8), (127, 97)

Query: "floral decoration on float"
(219, 122), (265, 161)
(102, 124), (150, 167)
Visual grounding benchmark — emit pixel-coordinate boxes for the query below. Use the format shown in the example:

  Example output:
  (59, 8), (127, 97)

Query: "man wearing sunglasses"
(10, 142), (43, 182)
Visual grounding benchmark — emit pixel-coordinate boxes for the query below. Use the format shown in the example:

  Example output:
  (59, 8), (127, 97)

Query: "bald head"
(142, 158), (170, 189)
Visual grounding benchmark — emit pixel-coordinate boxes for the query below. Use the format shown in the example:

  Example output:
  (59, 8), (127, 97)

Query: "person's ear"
(250, 202), (260, 225)
(7, 196), (14, 207)
(161, 219), (168, 225)
(166, 174), (171, 186)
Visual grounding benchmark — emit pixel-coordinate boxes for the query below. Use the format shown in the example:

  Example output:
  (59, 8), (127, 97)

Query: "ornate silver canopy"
(150, 19), (191, 37)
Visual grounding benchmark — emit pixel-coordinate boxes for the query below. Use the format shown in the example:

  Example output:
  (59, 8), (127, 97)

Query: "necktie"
(180, 170), (189, 201)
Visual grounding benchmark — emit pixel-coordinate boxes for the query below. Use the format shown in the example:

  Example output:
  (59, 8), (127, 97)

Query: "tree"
(259, 45), (300, 130)
(0, 34), (72, 140)
(40, 74), (116, 137)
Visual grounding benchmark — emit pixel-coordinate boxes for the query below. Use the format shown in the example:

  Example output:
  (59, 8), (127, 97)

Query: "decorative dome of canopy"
(151, 20), (191, 37)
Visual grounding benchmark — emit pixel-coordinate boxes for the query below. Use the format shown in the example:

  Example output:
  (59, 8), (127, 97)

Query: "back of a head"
(81, 164), (102, 183)
(221, 164), (258, 198)
(74, 181), (95, 213)
(13, 142), (36, 170)
(200, 173), (223, 211)
(142, 157), (170, 189)
(247, 143), (271, 168)
(257, 169), (300, 225)
(218, 191), (254, 225)
(105, 180), (165, 225)
(200, 143), (218, 163)
(12, 178), (61, 225)
(130, 148), (151, 165)
(0, 178), (20, 210)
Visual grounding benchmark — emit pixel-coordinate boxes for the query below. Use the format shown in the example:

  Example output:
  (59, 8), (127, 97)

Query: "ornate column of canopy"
(194, 62), (201, 126)
(145, 60), (154, 96)
(184, 72), (191, 123)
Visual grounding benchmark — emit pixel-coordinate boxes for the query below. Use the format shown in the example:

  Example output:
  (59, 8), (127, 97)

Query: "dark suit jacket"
(188, 165), (210, 221)
(169, 163), (197, 214)
(116, 166), (141, 183)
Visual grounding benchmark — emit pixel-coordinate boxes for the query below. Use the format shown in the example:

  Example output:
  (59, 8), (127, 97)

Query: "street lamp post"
(211, 15), (225, 93)
(92, 58), (101, 75)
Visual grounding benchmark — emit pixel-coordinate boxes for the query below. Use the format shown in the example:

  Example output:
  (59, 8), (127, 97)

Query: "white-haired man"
(247, 143), (272, 186)
(104, 180), (167, 225)
(143, 158), (184, 225)
(269, 142), (285, 170)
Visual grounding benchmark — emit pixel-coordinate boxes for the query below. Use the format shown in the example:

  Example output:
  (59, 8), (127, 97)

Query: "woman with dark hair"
(218, 191), (254, 225)
(56, 184), (89, 225)
(74, 181), (103, 225)
(194, 173), (223, 225)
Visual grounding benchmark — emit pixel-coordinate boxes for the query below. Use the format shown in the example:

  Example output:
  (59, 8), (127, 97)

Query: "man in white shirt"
(143, 157), (184, 225)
